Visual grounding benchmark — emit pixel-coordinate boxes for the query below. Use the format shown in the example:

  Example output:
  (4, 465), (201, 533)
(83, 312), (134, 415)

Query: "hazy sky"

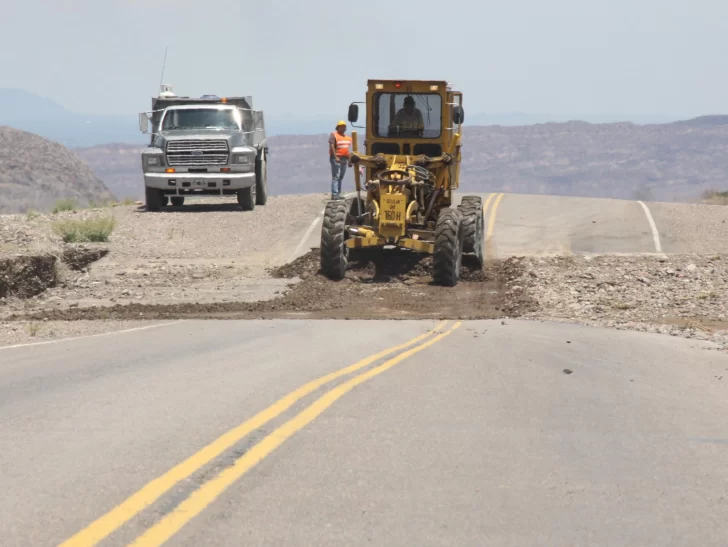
(2, 0), (727, 118)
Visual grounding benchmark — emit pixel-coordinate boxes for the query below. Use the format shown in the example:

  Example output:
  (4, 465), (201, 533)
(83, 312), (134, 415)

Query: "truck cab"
(139, 86), (268, 212)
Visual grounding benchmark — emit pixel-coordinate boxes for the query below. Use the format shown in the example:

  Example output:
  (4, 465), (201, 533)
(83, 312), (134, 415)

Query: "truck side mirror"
(453, 106), (464, 125)
(139, 113), (149, 134)
(348, 104), (359, 123)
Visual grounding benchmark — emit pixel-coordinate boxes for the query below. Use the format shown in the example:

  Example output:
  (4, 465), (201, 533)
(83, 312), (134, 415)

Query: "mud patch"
(0, 254), (58, 299)
(12, 250), (538, 321)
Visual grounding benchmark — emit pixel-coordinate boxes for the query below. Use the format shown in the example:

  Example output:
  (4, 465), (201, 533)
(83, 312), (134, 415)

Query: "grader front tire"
(320, 200), (349, 280)
(433, 208), (464, 287)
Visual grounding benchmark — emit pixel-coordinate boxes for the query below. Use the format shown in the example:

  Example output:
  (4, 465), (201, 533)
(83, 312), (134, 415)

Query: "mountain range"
(2, 89), (727, 210)
(0, 89), (683, 147)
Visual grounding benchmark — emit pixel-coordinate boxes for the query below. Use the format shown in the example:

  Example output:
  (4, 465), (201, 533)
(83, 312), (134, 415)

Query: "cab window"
(373, 93), (442, 139)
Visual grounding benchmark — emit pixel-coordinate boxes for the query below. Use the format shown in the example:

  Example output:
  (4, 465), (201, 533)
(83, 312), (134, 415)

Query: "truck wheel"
(145, 187), (163, 212)
(170, 196), (184, 207)
(458, 196), (484, 266)
(320, 200), (349, 280)
(433, 208), (464, 287)
(161, 195), (169, 207)
(237, 185), (256, 211)
(255, 151), (268, 206)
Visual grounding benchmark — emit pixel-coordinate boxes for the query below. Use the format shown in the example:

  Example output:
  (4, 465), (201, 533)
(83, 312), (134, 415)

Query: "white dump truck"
(138, 85), (268, 211)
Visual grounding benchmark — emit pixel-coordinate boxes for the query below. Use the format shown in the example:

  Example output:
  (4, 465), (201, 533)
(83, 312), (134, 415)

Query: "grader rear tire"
(320, 200), (349, 280)
(433, 208), (464, 287)
(458, 196), (484, 267)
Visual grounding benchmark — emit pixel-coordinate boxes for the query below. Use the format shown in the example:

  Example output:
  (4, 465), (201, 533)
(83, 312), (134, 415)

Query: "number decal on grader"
(320, 79), (484, 286)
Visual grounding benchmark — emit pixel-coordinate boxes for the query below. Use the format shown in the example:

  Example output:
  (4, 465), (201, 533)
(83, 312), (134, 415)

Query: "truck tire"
(170, 196), (184, 207)
(145, 187), (163, 212)
(432, 208), (463, 287)
(255, 151), (268, 206)
(237, 185), (256, 211)
(320, 200), (349, 280)
(458, 196), (484, 266)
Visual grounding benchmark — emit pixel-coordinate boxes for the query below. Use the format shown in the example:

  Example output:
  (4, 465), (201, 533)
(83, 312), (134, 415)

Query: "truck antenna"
(158, 46), (168, 91)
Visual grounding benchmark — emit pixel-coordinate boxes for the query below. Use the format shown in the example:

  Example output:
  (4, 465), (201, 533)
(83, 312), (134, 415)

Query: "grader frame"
(320, 79), (484, 286)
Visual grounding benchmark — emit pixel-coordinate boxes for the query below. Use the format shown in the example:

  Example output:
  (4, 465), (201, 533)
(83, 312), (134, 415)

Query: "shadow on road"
(137, 203), (246, 214)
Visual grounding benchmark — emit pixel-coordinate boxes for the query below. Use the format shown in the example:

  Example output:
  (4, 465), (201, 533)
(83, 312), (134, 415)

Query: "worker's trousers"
(330, 156), (348, 199)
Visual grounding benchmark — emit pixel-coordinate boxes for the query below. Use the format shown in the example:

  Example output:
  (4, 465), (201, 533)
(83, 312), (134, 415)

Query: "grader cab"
(320, 79), (484, 286)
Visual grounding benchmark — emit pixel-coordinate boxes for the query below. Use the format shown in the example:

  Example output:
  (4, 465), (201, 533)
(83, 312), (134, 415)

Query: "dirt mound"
(0, 126), (115, 213)
(14, 250), (535, 321)
(62, 245), (109, 271)
(272, 248), (488, 283)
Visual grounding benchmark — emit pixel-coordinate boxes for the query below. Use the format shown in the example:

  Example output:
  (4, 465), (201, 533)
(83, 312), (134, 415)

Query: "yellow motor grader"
(320, 79), (484, 286)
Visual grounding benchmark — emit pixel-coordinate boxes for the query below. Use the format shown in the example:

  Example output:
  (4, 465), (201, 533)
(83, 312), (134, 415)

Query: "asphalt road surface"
(292, 190), (721, 263)
(2, 319), (727, 546)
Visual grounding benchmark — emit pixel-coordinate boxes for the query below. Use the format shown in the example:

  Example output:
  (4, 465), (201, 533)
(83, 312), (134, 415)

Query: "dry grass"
(52, 216), (116, 243)
(27, 323), (41, 337)
(701, 189), (728, 205)
(52, 199), (77, 213)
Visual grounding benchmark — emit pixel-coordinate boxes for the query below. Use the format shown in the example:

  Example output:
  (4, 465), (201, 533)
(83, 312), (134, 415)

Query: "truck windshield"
(373, 93), (442, 139)
(161, 108), (241, 131)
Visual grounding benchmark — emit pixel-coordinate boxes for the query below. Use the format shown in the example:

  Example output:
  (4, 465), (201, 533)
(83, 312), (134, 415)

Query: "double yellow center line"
(481, 192), (505, 258)
(61, 321), (461, 547)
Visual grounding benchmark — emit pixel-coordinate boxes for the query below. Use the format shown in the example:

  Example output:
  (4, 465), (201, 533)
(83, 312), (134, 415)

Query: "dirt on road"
(7, 250), (535, 321)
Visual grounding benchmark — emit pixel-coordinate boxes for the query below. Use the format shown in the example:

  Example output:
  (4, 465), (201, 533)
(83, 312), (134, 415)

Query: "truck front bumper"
(144, 172), (255, 193)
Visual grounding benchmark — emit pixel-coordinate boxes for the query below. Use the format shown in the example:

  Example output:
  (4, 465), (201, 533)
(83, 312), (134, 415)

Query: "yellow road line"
(127, 322), (463, 547)
(486, 193), (505, 240)
(59, 321), (449, 547)
(481, 192), (496, 218)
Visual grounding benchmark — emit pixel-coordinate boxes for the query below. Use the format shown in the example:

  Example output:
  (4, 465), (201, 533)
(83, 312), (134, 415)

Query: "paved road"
(2, 320), (727, 546)
(296, 191), (719, 261)
(453, 192), (663, 257)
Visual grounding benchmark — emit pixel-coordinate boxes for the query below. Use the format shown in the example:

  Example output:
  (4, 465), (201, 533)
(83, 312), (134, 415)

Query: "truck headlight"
(147, 157), (159, 166)
(233, 154), (251, 164)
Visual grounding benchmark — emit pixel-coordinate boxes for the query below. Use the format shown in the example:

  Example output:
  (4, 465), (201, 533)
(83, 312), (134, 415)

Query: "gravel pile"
(510, 254), (728, 350)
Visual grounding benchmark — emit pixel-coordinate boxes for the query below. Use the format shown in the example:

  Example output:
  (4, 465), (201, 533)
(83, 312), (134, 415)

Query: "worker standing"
(329, 121), (352, 200)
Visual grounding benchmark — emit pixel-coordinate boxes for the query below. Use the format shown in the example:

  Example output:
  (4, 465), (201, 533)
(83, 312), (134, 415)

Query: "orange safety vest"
(332, 132), (352, 157)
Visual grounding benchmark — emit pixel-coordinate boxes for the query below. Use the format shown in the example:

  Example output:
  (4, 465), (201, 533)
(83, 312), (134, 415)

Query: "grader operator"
(320, 80), (484, 286)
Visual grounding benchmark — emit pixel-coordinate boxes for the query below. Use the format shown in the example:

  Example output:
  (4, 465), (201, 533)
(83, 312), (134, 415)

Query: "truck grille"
(166, 140), (229, 166)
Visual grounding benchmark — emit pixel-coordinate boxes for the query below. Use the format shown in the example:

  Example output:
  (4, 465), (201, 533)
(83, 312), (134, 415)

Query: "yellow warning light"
(375, 83), (384, 89)
(221, 97), (228, 103)
(430, 85), (439, 91)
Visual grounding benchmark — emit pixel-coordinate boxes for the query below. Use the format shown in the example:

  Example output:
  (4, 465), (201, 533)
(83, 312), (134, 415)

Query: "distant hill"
(1, 88), (686, 145)
(0, 127), (115, 213)
(73, 116), (728, 203)
(0, 89), (145, 147)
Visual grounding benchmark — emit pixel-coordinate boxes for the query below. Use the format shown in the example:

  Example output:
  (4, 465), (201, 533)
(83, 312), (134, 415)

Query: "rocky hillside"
(73, 116), (728, 203)
(0, 127), (115, 213)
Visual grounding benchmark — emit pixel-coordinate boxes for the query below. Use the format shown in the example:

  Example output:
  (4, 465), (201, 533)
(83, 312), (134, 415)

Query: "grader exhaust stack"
(320, 80), (484, 286)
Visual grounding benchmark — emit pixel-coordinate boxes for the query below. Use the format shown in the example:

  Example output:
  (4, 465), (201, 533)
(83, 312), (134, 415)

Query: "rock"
(686, 263), (697, 272)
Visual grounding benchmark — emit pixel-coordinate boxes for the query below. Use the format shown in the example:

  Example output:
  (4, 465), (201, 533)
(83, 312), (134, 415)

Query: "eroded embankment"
(0, 246), (108, 300)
